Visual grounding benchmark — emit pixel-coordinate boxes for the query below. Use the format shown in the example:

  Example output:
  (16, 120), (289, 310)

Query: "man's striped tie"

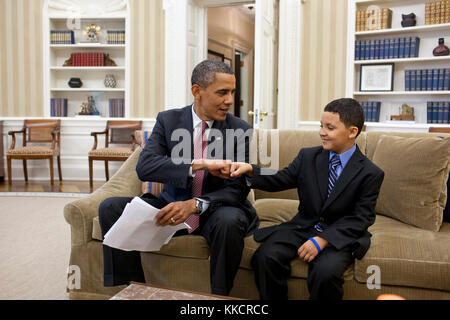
(328, 154), (341, 196)
(186, 121), (208, 233)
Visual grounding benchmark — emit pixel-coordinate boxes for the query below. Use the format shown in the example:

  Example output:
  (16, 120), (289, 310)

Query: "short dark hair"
(324, 98), (364, 137)
(191, 59), (234, 88)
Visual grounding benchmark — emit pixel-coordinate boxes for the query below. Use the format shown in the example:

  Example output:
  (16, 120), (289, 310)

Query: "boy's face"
(319, 111), (358, 154)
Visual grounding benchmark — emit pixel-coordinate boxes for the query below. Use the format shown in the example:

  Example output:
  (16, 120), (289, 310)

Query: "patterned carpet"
(0, 194), (85, 299)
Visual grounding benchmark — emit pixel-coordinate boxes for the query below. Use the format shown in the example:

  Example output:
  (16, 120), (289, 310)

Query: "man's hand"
(230, 162), (253, 178)
(297, 236), (329, 263)
(155, 199), (197, 226)
(192, 159), (232, 179)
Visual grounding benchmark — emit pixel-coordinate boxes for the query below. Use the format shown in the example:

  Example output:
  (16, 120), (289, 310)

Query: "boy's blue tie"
(328, 154), (341, 196)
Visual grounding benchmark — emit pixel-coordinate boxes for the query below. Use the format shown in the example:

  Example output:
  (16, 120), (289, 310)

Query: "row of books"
(405, 68), (450, 91)
(50, 30), (75, 44)
(355, 37), (420, 61)
(427, 101), (450, 124)
(50, 98), (68, 117)
(69, 52), (105, 67)
(355, 8), (392, 32)
(425, 0), (450, 25)
(359, 101), (381, 122)
(109, 99), (125, 117)
(107, 31), (125, 44)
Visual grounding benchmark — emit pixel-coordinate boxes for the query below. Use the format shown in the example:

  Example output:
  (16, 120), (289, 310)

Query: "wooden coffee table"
(110, 282), (242, 300)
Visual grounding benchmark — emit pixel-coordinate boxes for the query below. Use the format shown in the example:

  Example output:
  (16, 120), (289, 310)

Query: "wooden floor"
(0, 179), (106, 193)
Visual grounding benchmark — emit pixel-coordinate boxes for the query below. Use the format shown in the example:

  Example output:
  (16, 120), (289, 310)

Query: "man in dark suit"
(99, 60), (258, 296)
(229, 98), (384, 300)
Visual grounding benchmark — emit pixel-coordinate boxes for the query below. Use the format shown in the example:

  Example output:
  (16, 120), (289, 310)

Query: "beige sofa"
(64, 130), (450, 300)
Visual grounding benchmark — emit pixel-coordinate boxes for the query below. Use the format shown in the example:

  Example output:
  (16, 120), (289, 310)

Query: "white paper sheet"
(103, 197), (189, 252)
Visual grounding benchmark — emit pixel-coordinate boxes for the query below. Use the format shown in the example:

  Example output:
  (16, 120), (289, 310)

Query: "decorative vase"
(68, 77), (82, 88)
(104, 74), (117, 88)
(433, 38), (450, 56)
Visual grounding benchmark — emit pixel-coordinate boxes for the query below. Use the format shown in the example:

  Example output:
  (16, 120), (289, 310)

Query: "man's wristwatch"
(194, 198), (203, 215)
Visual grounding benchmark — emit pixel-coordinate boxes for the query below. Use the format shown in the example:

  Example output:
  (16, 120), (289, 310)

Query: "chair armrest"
(64, 148), (143, 246)
(90, 130), (108, 151)
(8, 128), (26, 150)
(51, 128), (60, 150)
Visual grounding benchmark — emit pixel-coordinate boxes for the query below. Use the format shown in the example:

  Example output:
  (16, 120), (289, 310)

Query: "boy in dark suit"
(229, 98), (384, 300)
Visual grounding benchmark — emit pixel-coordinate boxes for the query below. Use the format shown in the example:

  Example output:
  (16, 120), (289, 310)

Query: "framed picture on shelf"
(208, 50), (224, 61)
(360, 63), (394, 92)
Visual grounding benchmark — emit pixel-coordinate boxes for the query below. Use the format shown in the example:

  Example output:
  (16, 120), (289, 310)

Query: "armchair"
(88, 120), (142, 189)
(6, 119), (61, 185)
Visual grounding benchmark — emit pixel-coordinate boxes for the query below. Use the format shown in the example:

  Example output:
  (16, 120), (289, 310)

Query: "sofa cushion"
(354, 215), (450, 291)
(372, 135), (450, 231)
(253, 198), (299, 227)
(154, 235), (210, 259)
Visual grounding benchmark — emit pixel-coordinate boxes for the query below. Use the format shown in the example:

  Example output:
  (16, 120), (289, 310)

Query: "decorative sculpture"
(401, 13), (416, 27)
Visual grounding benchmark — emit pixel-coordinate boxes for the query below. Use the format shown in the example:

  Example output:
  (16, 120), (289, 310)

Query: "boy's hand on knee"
(298, 236), (329, 263)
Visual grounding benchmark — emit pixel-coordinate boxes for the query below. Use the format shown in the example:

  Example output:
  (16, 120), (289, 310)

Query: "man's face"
(192, 72), (236, 122)
(319, 111), (357, 154)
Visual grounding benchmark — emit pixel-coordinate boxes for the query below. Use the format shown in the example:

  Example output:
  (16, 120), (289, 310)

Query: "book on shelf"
(427, 101), (450, 124)
(107, 30), (125, 44)
(355, 37), (420, 61)
(69, 52), (105, 67)
(404, 68), (449, 91)
(356, 8), (392, 31)
(50, 30), (74, 44)
(109, 98), (125, 117)
(50, 98), (68, 117)
(359, 101), (381, 122)
(426, 0), (450, 24)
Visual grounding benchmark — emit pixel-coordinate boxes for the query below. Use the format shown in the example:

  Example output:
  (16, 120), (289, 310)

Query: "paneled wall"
(0, 0), (165, 118)
(299, 0), (348, 121)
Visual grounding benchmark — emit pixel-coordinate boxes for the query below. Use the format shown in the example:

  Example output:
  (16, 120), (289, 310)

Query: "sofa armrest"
(64, 148), (143, 246)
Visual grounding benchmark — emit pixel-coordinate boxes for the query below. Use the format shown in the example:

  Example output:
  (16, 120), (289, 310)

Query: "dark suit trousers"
(98, 194), (249, 296)
(251, 227), (354, 300)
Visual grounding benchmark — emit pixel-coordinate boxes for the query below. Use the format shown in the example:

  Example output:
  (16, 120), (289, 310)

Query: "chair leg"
(23, 159), (28, 182)
(7, 157), (12, 185)
(49, 157), (54, 185)
(89, 158), (94, 190)
(57, 155), (62, 182)
(105, 160), (109, 181)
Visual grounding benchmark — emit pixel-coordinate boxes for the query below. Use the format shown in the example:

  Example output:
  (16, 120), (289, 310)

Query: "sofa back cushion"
(253, 129), (366, 201)
(372, 135), (450, 231)
(134, 130), (165, 196)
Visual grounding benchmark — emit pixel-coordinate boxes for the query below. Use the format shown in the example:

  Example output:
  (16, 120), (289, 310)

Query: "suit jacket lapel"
(321, 147), (364, 213)
(316, 149), (330, 206)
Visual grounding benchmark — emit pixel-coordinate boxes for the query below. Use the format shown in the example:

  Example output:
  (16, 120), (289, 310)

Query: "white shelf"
(50, 67), (125, 70)
(50, 44), (125, 49)
(43, 1), (130, 118)
(347, 0), (450, 128)
(355, 23), (450, 36)
(354, 91), (450, 96)
(355, 56), (450, 64)
(51, 88), (125, 92)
